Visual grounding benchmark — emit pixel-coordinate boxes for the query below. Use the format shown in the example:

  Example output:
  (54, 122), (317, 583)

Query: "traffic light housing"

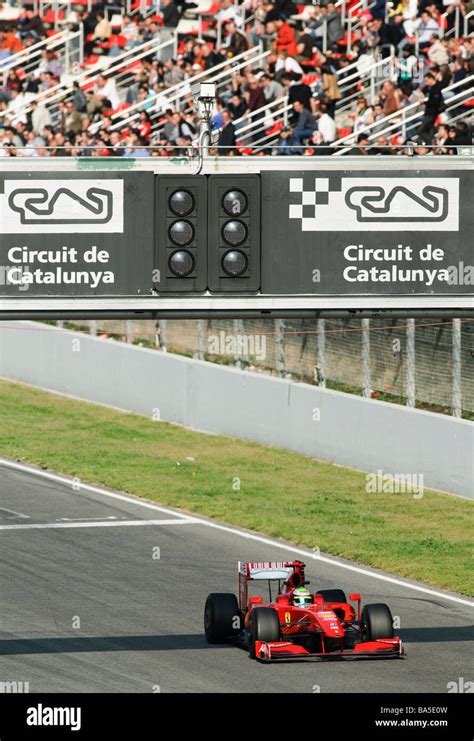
(155, 176), (207, 292)
(208, 175), (260, 292)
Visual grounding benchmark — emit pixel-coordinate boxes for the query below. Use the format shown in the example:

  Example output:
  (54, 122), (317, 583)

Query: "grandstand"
(0, 0), (472, 156)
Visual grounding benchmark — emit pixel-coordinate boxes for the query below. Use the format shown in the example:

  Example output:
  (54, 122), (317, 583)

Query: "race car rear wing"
(238, 561), (306, 610)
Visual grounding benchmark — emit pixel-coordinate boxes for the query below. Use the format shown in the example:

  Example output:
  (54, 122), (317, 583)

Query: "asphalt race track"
(0, 459), (472, 693)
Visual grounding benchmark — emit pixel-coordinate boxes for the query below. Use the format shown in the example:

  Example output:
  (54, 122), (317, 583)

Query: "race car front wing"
(254, 637), (404, 662)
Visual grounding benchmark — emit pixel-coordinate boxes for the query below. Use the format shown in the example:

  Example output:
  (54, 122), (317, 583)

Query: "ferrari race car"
(204, 560), (404, 662)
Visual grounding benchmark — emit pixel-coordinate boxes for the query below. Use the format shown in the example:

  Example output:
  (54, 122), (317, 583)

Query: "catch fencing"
(73, 317), (474, 417)
(0, 321), (471, 498)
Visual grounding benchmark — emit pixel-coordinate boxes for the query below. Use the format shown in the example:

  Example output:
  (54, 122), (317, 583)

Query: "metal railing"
(126, 0), (156, 19)
(440, 6), (461, 40)
(118, 47), (271, 139)
(232, 52), (396, 152)
(232, 96), (293, 150)
(38, 0), (76, 30)
(1, 27), (84, 85)
(1, 34), (176, 125)
(197, 5), (245, 46)
(230, 74), (473, 154)
(346, 0), (374, 54)
(38, 0), (92, 11)
(333, 75), (474, 153)
(5, 143), (473, 159)
(464, 10), (474, 35)
(105, 45), (268, 133)
(335, 52), (395, 119)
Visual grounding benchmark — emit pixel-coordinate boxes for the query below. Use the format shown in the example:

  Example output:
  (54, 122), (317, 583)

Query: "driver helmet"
(292, 587), (312, 607)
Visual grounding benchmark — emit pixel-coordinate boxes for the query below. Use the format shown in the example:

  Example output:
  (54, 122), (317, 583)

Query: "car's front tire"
(361, 603), (394, 641)
(204, 593), (241, 643)
(248, 607), (280, 659)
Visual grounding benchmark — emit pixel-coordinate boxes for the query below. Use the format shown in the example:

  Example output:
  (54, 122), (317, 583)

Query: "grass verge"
(0, 379), (472, 596)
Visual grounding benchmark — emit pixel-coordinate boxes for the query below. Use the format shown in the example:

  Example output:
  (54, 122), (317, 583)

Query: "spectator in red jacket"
(274, 18), (298, 57)
(0, 28), (24, 54)
(136, 111), (152, 143)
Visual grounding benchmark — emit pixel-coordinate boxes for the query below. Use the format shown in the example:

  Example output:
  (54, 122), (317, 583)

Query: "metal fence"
(69, 317), (474, 416)
(4, 320), (472, 498)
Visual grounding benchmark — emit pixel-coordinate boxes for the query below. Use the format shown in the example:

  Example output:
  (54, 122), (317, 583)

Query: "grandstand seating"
(0, 0), (472, 156)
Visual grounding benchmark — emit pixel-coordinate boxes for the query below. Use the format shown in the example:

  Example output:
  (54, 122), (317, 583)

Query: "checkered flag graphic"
(289, 176), (342, 230)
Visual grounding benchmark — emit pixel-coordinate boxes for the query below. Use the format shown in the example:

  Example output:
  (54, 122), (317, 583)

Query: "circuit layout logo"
(288, 176), (459, 232)
(0, 179), (124, 233)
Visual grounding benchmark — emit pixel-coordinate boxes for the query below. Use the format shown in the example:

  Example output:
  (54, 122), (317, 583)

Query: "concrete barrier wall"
(0, 322), (472, 498)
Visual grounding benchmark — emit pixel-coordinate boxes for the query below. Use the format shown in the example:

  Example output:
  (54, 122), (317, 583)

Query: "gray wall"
(0, 322), (472, 498)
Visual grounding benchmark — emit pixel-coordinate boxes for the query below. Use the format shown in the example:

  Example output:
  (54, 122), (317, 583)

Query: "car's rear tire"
(204, 593), (241, 644)
(249, 607), (280, 659)
(361, 603), (394, 641)
(316, 588), (347, 604)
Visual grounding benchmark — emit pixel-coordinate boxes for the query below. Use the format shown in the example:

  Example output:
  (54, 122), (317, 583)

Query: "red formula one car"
(204, 560), (404, 662)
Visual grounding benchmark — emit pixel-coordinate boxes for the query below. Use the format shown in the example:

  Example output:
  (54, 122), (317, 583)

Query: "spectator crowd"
(0, 0), (472, 156)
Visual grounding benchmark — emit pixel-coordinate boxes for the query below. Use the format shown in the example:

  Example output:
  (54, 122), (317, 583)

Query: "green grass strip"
(0, 379), (472, 596)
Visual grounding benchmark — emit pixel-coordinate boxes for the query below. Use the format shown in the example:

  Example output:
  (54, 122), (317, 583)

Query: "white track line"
(1, 458), (473, 608)
(0, 459), (192, 519)
(0, 506), (30, 519)
(57, 516), (119, 522)
(0, 519), (198, 531)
